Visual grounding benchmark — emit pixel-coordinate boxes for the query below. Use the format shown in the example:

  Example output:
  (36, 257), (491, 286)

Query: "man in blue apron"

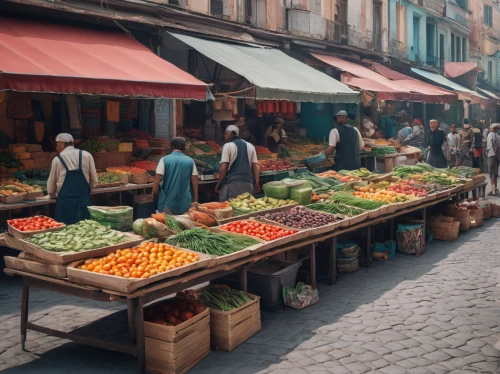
(325, 110), (365, 171)
(151, 137), (198, 215)
(216, 125), (260, 202)
(47, 133), (98, 224)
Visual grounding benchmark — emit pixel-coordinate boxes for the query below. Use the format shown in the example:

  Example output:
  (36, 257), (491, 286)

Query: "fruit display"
(218, 220), (297, 241)
(77, 242), (200, 278)
(205, 141), (222, 153)
(26, 220), (129, 252)
(316, 170), (360, 183)
(255, 146), (272, 156)
(229, 192), (296, 215)
(8, 216), (64, 232)
(0, 182), (42, 193)
(145, 298), (206, 326)
(386, 181), (428, 197)
(307, 201), (367, 217)
(258, 205), (338, 229)
(165, 227), (260, 256)
(353, 189), (409, 204)
(0, 189), (24, 197)
(259, 158), (293, 172)
(106, 166), (146, 175)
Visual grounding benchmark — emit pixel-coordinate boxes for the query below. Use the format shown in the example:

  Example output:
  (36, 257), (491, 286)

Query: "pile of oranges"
(78, 242), (200, 279)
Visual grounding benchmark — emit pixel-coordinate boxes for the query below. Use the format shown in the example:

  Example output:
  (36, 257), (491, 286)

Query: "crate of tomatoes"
(8, 216), (65, 239)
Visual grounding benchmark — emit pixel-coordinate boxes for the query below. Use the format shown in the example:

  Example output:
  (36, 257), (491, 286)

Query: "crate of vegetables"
(144, 297), (210, 374)
(8, 216), (65, 240)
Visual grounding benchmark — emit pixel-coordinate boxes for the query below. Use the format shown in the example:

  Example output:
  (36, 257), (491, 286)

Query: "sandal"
(487, 191), (495, 196)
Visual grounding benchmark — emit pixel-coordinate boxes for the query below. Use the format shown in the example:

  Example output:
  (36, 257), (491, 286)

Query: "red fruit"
(180, 311), (194, 322)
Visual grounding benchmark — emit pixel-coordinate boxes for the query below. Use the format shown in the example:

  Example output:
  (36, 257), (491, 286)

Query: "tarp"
(311, 53), (456, 104)
(411, 67), (489, 104)
(169, 33), (360, 103)
(444, 62), (483, 78)
(0, 17), (209, 99)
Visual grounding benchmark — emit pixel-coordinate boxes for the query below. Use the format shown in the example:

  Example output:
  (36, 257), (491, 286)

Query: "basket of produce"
(482, 205), (492, 220)
(227, 192), (296, 218)
(198, 202), (233, 220)
(0, 189), (25, 204)
(428, 216), (460, 241)
(442, 205), (470, 232)
(470, 208), (483, 228)
(67, 241), (211, 292)
(96, 172), (127, 188)
(8, 216), (65, 239)
(396, 223), (424, 256)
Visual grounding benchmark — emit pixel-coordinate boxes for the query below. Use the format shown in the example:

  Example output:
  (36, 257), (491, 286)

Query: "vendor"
(216, 125), (260, 202)
(360, 117), (377, 138)
(325, 110), (365, 171)
(263, 117), (287, 148)
(47, 133), (98, 225)
(456, 118), (474, 167)
(151, 137), (198, 215)
(407, 119), (425, 147)
(391, 122), (412, 145)
(425, 119), (447, 168)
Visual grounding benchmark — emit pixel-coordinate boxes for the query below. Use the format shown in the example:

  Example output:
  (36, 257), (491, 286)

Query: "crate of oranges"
(67, 241), (211, 293)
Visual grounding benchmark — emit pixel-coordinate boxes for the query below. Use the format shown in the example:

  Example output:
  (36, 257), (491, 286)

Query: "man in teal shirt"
(151, 137), (198, 215)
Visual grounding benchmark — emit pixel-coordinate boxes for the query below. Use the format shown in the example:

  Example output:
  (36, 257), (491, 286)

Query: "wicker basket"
(340, 244), (360, 257)
(131, 172), (149, 184)
(429, 220), (460, 241)
(337, 256), (359, 274)
(491, 204), (500, 217)
(442, 207), (470, 232)
(470, 209), (483, 228)
(482, 206), (492, 220)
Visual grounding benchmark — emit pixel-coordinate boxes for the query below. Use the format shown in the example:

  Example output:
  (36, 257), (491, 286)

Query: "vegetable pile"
(386, 181), (428, 197)
(258, 206), (337, 229)
(307, 201), (367, 217)
(338, 168), (372, 178)
(199, 285), (253, 311)
(229, 193), (296, 215)
(150, 212), (183, 233)
(317, 170), (360, 183)
(329, 192), (386, 210)
(8, 216), (64, 232)
(77, 241), (200, 278)
(392, 164), (433, 178)
(219, 220), (297, 241)
(166, 227), (260, 256)
(259, 159), (293, 172)
(145, 298), (206, 326)
(440, 166), (480, 178)
(370, 146), (397, 157)
(26, 220), (129, 252)
(97, 173), (122, 185)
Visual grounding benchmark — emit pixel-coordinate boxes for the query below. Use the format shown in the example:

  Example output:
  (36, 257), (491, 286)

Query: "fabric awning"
(169, 33), (360, 103)
(0, 17), (209, 99)
(311, 53), (456, 104)
(411, 68), (489, 105)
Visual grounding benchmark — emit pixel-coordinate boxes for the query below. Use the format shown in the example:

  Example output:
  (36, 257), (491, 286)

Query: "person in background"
(438, 117), (450, 134)
(426, 119), (448, 168)
(456, 118), (474, 167)
(407, 119), (425, 147)
(486, 123), (500, 196)
(325, 110), (365, 171)
(216, 125), (260, 202)
(360, 117), (377, 138)
(267, 125), (283, 153)
(47, 133), (98, 224)
(472, 122), (484, 169)
(151, 137), (198, 215)
(447, 124), (459, 168)
(391, 122), (412, 145)
(263, 117), (286, 147)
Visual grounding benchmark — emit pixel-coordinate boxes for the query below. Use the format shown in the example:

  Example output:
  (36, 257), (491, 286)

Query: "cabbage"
(132, 219), (145, 235)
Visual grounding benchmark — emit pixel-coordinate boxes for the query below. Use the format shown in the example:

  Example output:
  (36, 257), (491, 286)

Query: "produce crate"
(0, 194), (25, 204)
(4, 254), (68, 278)
(23, 191), (43, 201)
(145, 303), (210, 374)
(209, 292), (261, 352)
(8, 218), (66, 239)
(92, 151), (132, 171)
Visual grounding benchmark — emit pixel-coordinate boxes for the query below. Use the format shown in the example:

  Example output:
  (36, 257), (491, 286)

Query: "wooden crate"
(92, 151), (132, 171)
(210, 293), (261, 352)
(145, 307), (210, 374)
(4, 255), (68, 278)
(8, 217), (66, 239)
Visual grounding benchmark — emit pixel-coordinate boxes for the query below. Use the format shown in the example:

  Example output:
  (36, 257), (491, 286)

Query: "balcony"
(444, 1), (469, 29)
(325, 20), (348, 43)
(347, 26), (383, 51)
(411, 0), (444, 15)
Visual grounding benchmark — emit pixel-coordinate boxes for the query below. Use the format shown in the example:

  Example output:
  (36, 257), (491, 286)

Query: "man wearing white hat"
(47, 133), (98, 224)
(216, 125), (260, 202)
(325, 110), (365, 171)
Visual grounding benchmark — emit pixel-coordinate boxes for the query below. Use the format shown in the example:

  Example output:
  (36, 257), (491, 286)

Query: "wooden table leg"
(127, 299), (136, 342)
(310, 243), (316, 289)
(135, 297), (145, 374)
(21, 278), (29, 351)
(422, 207), (427, 245)
(328, 236), (337, 285)
(240, 265), (248, 292)
(365, 225), (371, 267)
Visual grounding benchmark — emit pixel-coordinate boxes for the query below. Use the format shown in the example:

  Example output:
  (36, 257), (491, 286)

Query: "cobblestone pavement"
(1, 219), (500, 373)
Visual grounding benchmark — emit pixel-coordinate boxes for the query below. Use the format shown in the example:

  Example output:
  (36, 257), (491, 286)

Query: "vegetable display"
(145, 298), (206, 326)
(370, 146), (397, 157)
(338, 168), (372, 178)
(219, 220), (297, 241)
(316, 170), (360, 183)
(8, 216), (63, 232)
(166, 227), (260, 256)
(229, 193), (296, 214)
(77, 242), (200, 278)
(97, 173), (122, 184)
(392, 164), (433, 178)
(291, 172), (343, 191)
(150, 212), (183, 233)
(258, 206), (337, 229)
(131, 161), (158, 171)
(439, 166), (480, 178)
(307, 201), (367, 217)
(259, 159), (293, 172)
(199, 285), (253, 311)
(0, 182), (42, 193)
(329, 192), (386, 210)
(386, 181), (428, 197)
(26, 220), (128, 252)
(13, 170), (50, 192)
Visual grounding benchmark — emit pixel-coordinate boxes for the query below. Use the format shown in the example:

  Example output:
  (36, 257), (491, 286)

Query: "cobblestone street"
(1, 219), (500, 373)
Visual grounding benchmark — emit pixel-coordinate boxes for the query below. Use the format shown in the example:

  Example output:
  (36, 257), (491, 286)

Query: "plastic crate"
(247, 260), (302, 311)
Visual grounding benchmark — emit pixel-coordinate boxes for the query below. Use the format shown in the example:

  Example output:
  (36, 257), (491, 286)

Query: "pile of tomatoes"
(8, 216), (64, 232)
(219, 220), (297, 241)
(78, 242), (200, 279)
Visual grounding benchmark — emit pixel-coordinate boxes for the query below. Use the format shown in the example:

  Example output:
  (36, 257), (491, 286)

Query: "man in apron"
(425, 119), (448, 168)
(216, 125), (260, 202)
(47, 133), (98, 224)
(151, 137), (198, 215)
(325, 110), (365, 171)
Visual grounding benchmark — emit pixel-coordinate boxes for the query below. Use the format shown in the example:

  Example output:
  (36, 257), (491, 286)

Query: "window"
(374, 1), (382, 50)
(488, 61), (493, 83)
(462, 37), (467, 62)
(455, 0), (468, 10)
(456, 35), (461, 62)
(211, 0), (223, 16)
(451, 33), (455, 62)
(484, 5), (493, 27)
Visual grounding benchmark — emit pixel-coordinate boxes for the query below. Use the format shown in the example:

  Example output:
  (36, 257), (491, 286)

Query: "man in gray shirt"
(486, 123), (500, 196)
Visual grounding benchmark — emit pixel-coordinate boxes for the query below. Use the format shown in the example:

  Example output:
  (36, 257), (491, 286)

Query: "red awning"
(0, 17), (208, 99)
(311, 53), (457, 104)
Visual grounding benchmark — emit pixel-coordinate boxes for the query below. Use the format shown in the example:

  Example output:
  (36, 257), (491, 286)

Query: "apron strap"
(57, 155), (70, 172)
(78, 150), (83, 171)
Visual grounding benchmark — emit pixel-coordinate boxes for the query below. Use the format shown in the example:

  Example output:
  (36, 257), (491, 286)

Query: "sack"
(143, 218), (175, 239)
(283, 282), (319, 309)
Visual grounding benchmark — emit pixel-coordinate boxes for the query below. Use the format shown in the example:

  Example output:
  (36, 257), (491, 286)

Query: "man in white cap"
(486, 123), (500, 196)
(263, 116), (287, 148)
(325, 110), (365, 171)
(216, 125), (260, 202)
(47, 133), (98, 224)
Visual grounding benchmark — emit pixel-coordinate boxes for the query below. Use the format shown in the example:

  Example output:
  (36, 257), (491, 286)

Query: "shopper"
(47, 133), (98, 224)
(392, 122), (413, 145)
(456, 118), (474, 167)
(263, 117), (286, 148)
(447, 124), (459, 168)
(360, 116), (377, 138)
(216, 125), (260, 202)
(325, 110), (365, 171)
(151, 137), (198, 215)
(425, 119), (447, 168)
(486, 123), (500, 196)
(408, 119), (425, 147)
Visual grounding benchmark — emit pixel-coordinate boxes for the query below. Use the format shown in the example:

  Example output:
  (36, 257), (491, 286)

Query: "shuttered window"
(211, 0), (223, 15)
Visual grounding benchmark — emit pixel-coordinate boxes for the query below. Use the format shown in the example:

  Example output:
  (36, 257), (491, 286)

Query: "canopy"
(411, 68), (489, 104)
(311, 53), (456, 104)
(0, 17), (210, 99)
(169, 33), (360, 103)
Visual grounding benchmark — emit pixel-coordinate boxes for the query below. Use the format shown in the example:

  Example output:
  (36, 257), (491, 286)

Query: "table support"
(365, 225), (371, 267)
(421, 207), (427, 245)
(310, 244), (316, 289)
(390, 218), (395, 241)
(127, 299), (136, 342)
(21, 278), (29, 351)
(134, 297), (145, 374)
(328, 236), (337, 285)
(240, 265), (248, 292)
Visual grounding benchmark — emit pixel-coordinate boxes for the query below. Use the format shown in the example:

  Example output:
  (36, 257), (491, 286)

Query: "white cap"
(490, 123), (500, 129)
(225, 125), (239, 136)
(55, 133), (74, 143)
(275, 116), (285, 124)
(335, 110), (348, 117)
